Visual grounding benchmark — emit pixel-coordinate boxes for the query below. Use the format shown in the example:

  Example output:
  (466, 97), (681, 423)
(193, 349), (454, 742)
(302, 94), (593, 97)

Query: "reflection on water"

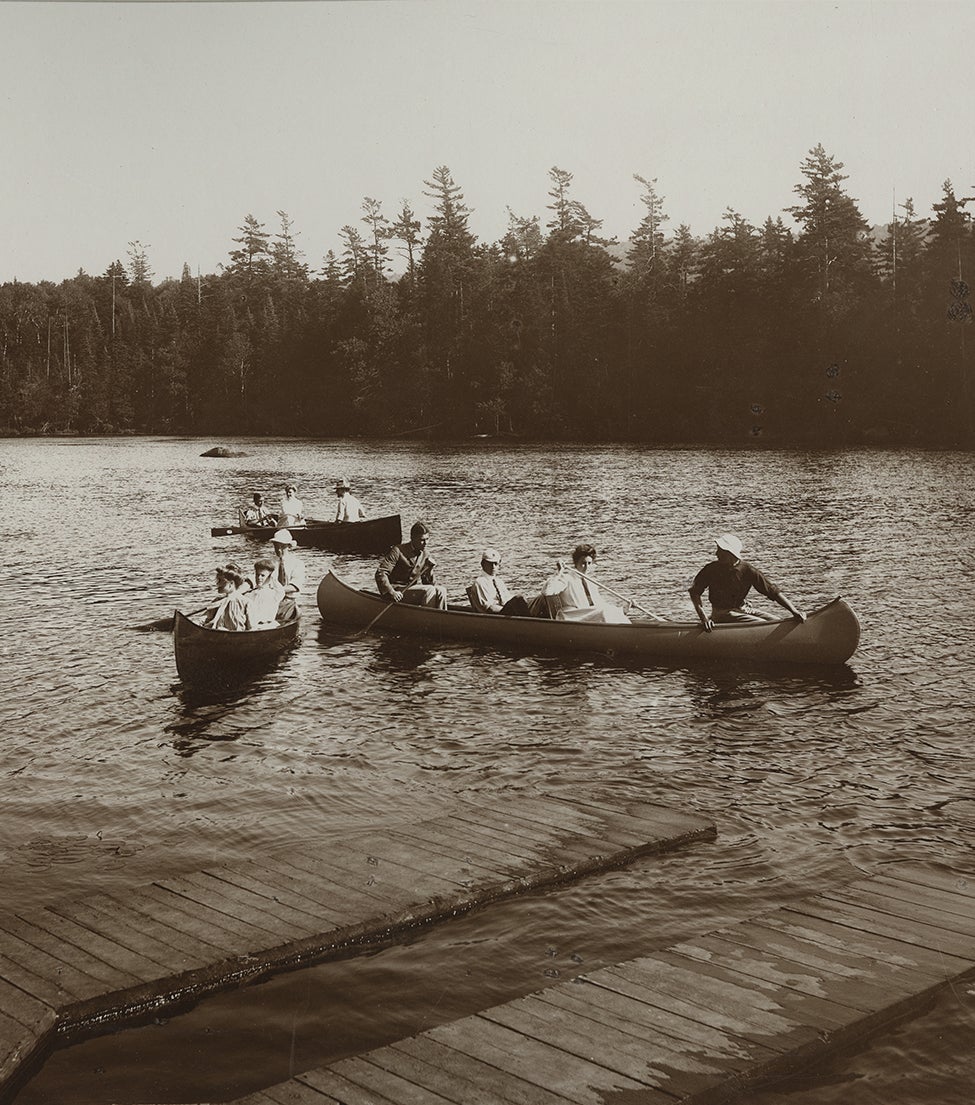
(2, 438), (975, 1104)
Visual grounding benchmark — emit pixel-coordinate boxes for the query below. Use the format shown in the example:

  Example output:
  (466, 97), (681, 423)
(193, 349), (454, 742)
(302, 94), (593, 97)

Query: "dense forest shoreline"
(3, 147), (973, 446)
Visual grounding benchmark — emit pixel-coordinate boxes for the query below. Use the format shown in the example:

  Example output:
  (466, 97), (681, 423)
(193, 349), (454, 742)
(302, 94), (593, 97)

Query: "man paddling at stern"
(376, 520), (448, 609)
(689, 534), (806, 632)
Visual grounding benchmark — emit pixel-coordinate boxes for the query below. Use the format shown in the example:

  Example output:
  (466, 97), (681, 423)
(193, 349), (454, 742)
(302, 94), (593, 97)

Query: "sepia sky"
(2, 0), (973, 284)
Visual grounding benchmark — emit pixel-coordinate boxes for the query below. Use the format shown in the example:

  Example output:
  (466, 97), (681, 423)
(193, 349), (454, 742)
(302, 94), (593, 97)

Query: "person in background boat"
(334, 478), (367, 523)
(469, 549), (531, 616)
(376, 521), (448, 609)
(202, 563), (250, 631)
(270, 529), (305, 621)
(278, 484), (305, 528)
(241, 492), (276, 527)
(533, 544), (631, 623)
(689, 534), (806, 632)
(245, 557), (285, 629)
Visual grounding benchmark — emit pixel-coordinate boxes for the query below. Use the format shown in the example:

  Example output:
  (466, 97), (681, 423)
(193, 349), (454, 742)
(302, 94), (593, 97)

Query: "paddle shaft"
(566, 567), (660, 619)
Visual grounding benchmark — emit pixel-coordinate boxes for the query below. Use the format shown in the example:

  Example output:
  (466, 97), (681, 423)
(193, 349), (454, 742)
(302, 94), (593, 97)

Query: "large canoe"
(173, 609), (301, 684)
(316, 570), (860, 665)
(210, 513), (402, 552)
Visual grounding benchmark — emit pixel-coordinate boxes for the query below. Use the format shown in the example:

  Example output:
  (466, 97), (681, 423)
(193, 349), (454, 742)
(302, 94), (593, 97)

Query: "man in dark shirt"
(689, 534), (806, 632)
(376, 520), (448, 609)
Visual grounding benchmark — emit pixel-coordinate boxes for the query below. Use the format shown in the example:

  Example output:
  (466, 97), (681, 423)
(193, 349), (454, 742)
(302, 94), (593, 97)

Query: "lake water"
(3, 437), (974, 1104)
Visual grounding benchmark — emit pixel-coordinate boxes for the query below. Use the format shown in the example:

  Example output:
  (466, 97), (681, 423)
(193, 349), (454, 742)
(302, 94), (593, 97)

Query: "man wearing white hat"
(270, 529), (305, 620)
(468, 549), (531, 617)
(334, 478), (366, 523)
(689, 534), (805, 632)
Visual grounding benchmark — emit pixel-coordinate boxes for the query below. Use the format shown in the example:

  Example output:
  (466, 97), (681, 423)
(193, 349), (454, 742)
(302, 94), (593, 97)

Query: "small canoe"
(316, 570), (860, 665)
(210, 513), (402, 552)
(173, 609), (301, 684)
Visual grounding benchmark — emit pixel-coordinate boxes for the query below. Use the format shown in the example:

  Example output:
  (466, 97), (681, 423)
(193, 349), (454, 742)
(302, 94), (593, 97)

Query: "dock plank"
(0, 915), (136, 994)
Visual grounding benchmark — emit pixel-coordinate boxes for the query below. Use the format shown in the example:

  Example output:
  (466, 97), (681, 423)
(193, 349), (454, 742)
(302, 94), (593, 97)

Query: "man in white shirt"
(469, 549), (531, 616)
(245, 558), (286, 628)
(270, 529), (304, 620)
(334, 478), (367, 522)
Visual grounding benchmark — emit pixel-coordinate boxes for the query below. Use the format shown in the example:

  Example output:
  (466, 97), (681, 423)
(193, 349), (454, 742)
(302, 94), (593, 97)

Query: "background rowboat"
(173, 609), (301, 685)
(210, 513), (401, 552)
(316, 570), (860, 665)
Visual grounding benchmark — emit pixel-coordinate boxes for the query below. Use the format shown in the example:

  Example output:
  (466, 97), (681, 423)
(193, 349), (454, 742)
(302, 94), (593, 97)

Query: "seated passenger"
(334, 478), (367, 522)
(270, 530), (304, 622)
(468, 549), (531, 616)
(245, 557), (285, 628)
(689, 534), (805, 631)
(538, 543), (631, 624)
(202, 563), (249, 631)
(376, 521), (448, 609)
(242, 492), (276, 527)
(278, 483), (305, 528)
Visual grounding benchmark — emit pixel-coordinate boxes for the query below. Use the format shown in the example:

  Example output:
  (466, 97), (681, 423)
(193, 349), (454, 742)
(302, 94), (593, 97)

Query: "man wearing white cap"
(270, 529), (305, 620)
(334, 478), (366, 522)
(469, 549), (531, 617)
(689, 534), (805, 632)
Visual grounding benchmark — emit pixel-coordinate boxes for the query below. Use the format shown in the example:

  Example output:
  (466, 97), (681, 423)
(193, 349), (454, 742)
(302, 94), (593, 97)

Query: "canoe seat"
(465, 584), (485, 613)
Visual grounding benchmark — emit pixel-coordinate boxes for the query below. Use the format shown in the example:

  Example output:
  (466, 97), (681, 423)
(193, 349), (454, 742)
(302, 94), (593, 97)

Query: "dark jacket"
(376, 541), (436, 599)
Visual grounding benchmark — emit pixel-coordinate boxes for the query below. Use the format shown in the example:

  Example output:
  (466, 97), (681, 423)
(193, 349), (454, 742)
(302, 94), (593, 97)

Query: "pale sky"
(2, 0), (973, 284)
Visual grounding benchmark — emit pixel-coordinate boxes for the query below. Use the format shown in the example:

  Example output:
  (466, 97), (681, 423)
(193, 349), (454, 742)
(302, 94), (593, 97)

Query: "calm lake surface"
(3, 437), (974, 1104)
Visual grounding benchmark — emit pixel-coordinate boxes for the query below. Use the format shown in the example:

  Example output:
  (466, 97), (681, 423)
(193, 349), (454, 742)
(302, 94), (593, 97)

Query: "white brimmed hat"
(714, 533), (743, 558)
(272, 529), (297, 547)
(481, 548), (500, 564)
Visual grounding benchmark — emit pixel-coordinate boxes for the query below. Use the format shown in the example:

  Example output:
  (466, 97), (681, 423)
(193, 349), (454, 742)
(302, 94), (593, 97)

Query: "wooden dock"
(225, 863), (975, 1105)
(0, 793), (714, 1098)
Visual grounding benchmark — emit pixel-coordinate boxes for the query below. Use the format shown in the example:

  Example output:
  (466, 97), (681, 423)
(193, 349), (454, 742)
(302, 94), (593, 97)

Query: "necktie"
(581, 576), (594, 606)
(494, 580), (503, 604)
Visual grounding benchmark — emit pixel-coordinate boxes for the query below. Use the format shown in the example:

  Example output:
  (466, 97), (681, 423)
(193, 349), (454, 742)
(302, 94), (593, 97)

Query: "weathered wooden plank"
(13, 908), (166, 985)
(363, 1040), (520, 1105)
(447, 809), (607, 871)
(332, 835), (487, 896)
(0, 914), (134, 994)
(651, 950), (867, 1035)
(429, 1014), (649, 1104)
(0, 985), (52, 1038)
(299, 1065), (400, 1104)
(158, 872), (305, 941)
(106, 885), (255, 958)
(392, 1035), (574, 1105)
(282, 846), (436, 904)
(482, 992), (711, 1101)
(599, 961), (797, 1051)
(0, 950), (69, 1010)
(452, 797), (624, 859)
(0, 1009), (55, 1087)
(825, 881), (975, 936)
(207, 866), (347, 930)
(151, 878), (289, 944)
(250, 857), (394, 915)
(0, 928), (105, 1004)
(563, 795), (717, 840)
(882, 863), (975, 899)
(782, 899), (975, 961)
(538, 982), (779, 1071)
(434, 812), (567, 864)
(325, 1056), (461, 1104)
(356, 830), (501, 890)
(753, 911), (973, 978)
(48, 898), (210, 977)
(851, 871), (975, 917)
(259, 1077), (341, 1104)
(668, 932), (894, 1012)
(188, 870), (324, 938)
(71, 892), (228, 964)
(385, 825), (521, 880)
(699, 924), (934, 1009)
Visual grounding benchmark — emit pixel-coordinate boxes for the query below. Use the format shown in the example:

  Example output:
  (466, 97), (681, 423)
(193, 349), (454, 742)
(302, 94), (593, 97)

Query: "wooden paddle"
(129, 605), (208, 633)
(566, 566), (662, 620)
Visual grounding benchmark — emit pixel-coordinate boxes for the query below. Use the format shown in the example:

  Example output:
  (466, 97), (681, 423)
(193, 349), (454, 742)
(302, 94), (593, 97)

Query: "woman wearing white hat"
(689, 534), (805, 632)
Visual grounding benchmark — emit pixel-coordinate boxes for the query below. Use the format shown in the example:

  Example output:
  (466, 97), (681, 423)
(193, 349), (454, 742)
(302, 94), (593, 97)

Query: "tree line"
(2, 145), (973, 445)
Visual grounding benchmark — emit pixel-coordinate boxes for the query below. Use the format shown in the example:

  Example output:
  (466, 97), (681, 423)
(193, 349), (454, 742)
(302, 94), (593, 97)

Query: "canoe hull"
(316, 571), (860, 665)
(173, 609), (301, 684)
(210, 514), (402, 552)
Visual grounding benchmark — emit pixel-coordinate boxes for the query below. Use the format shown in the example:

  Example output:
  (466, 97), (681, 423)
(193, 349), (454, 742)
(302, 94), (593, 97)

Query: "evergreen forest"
(2, 145), (973, 445)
